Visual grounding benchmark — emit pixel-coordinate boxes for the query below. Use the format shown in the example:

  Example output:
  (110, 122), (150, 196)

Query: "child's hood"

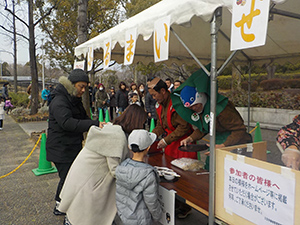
(116, 158), (156, 190)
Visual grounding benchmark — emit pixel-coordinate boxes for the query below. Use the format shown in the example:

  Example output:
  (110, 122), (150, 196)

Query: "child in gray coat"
(115, 129), (162, 225)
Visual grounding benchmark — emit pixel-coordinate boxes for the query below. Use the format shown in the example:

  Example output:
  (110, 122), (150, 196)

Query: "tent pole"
(170, 27), (210, 76)
(209, 7), (222, 225)
(247, 61), (252, 132)
(217, 50), (238, 76)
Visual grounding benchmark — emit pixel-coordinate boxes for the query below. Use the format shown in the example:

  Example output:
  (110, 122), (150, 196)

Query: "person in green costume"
(171, 65), (252, 155)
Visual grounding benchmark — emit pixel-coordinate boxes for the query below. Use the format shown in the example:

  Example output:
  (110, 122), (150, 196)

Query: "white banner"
(231, 0), (270, 51)
(73, 60), (85, 70)
(224, 157), (295, 225)
(158, 186), (176, 225)
(124, 28), (137, 65)
(87, 46), (94, 71)
(154, 15), (170, 63)
(103, 38), (111, 69)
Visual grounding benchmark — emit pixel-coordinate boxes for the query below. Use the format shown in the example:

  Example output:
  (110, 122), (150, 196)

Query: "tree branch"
(4, 0), (29, 28)
(0, 25), (29, 41)
(34, 0), (60, 27)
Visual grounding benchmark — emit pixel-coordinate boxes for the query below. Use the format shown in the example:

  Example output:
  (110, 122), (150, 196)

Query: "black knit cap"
(68, 69), (89, 84)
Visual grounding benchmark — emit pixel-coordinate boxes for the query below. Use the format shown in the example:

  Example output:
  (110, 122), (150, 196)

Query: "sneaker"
(0, 128), (2, 131)
(53, 201), (66, 216)
(177, 207), (192, 219)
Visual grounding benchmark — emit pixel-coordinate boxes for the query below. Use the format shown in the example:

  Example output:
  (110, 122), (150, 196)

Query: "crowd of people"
(3, 66), (299, 224)
(42, 68), (255, 225)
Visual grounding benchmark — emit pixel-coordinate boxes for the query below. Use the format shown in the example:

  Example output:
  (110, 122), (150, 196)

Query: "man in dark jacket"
(46, 69), (99, 216)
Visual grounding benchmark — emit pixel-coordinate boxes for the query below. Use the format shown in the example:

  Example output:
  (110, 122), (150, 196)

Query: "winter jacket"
(4, 100), (13, 109)
(58, 124), (128, 225)
(277, 114), (300, 150)
(41, 89), (50, 100)
(46, 76), (99, 163)
(145, 92), (157, 119)
(116, 158), (162, 225)
(128, 90), (140, 105)
(116, 89), (129, 109)
(109, 91), (117, 107)
(95, 90), (109, 108)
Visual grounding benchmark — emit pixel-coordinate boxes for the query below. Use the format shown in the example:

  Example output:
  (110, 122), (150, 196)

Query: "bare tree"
(0, 0), (18, 92)
(3, 0), (58, 114)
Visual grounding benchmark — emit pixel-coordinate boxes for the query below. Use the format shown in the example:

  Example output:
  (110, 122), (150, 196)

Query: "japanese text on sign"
(224, 157), (295, 225)
(124, 28), (137, 65)
(231, 0), (270, 51)
(153, 15), (170, 63)
(103, 38), (111, 69)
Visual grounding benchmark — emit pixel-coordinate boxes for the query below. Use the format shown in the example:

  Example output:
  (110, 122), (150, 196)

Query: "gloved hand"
(281, 147), (300, 170)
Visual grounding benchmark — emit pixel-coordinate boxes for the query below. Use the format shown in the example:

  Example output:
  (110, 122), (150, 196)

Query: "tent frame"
(171, 5), (300, 225)
(74, 2), (300, 224)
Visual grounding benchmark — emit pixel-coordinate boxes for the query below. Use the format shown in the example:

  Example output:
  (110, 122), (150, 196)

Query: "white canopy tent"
(75, 0), (300, 67)
(75, 0), (300, 224)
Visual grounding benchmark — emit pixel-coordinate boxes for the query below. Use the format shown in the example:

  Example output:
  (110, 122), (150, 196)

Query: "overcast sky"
(0, 2), (31, 65)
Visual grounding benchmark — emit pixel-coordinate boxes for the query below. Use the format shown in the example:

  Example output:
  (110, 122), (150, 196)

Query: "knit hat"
(180, 86), (207, 108)
(68, 69), (89, 84)
(128, 129), (157, 152)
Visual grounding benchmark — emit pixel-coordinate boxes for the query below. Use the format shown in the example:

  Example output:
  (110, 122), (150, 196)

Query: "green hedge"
(241, 80), (258, 92)
(218, 73), (300, 90)
(223, 89), (300, 110)
(9, 92), (29, 107)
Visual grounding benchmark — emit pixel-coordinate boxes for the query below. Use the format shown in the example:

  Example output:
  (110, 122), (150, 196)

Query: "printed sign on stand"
(224, 157), (295, 225)
(158, 186), (176, 225)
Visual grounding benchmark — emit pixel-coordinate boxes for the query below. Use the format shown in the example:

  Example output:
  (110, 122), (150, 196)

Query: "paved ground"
(0, 115), (283, 225)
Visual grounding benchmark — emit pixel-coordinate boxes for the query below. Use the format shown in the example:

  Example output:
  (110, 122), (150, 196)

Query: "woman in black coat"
(115, 81), (129, 116)
(46, 69), (99, 216)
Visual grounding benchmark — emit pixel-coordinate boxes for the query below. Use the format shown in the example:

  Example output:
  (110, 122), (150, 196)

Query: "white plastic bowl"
(164, 174), (175, 181)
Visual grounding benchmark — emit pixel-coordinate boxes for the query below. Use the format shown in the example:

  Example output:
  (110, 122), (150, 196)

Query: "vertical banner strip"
(87, 46), (94, 71)
(103, 38), (112, 69)
(124, 28), (137, 65)
(154, 15), (171, 63)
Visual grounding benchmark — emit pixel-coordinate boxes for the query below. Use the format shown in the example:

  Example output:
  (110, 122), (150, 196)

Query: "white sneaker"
(0, 128), (3, 130)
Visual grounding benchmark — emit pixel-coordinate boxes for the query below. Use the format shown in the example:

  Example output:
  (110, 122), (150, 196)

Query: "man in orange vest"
(148, 77), (196, 218)
(148, 78), (196, 159)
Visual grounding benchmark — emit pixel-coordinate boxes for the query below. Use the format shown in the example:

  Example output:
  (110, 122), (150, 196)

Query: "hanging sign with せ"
(231, 0), (270, 51)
